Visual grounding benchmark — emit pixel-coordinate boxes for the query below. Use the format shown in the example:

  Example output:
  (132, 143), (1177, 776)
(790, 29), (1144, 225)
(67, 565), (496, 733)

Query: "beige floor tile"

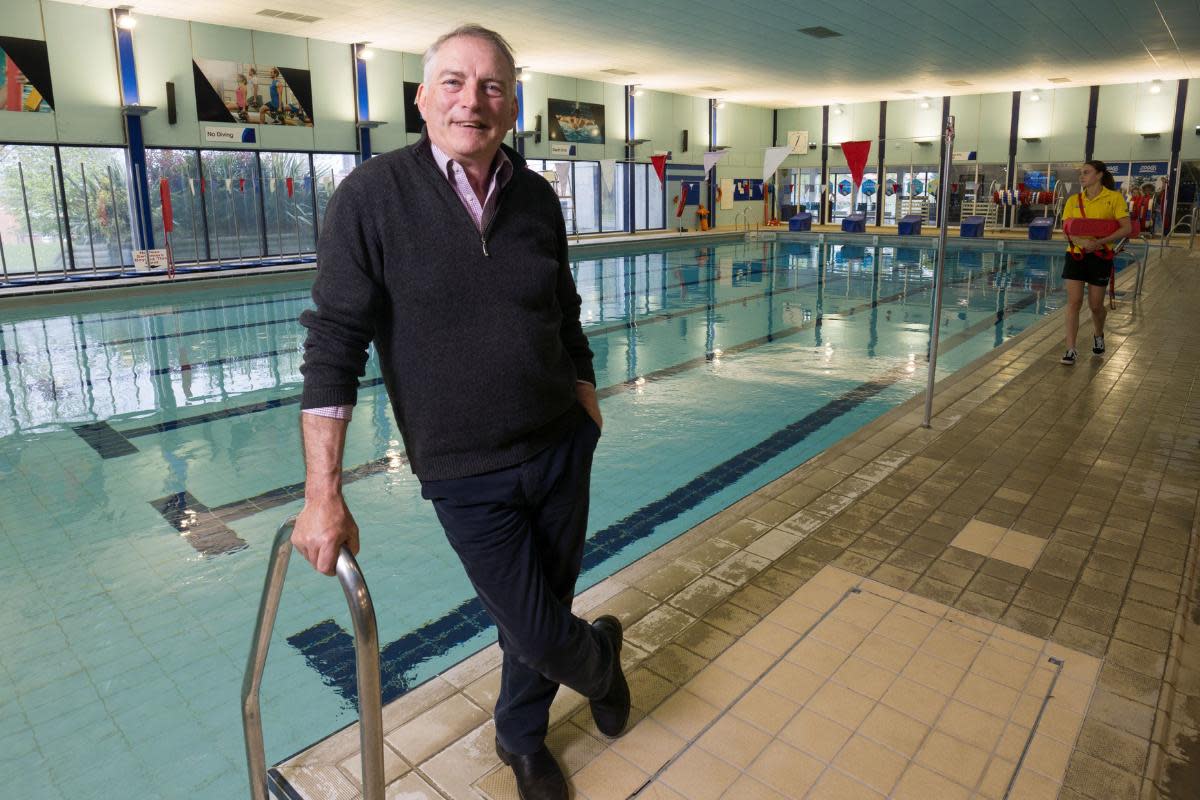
(880, 677), (948, 726)
(951, 519), (1006, 555)
(644, 644), (709, 685)
(921, 627), (983, 670)
(831, 734), (908, 795)
(990, 540), (1040, 569)
(1023, 731), (1073, 780)
(650, 688), (723, 740)
(719, 774), (788, 800)
(790, 582), (847, 613)
(338, 742), (409, 788)
(609, 716), (687, 774)
(474, 765), (517, 800)
(995, 722), (1032, 762)
(380, 677), (461, 736)
(1007, 766), (1061, 799)
(686, 663), (751, 709)
(276, 765), (361, 800)
(419, 720), (501, 799)
(900, 650), (966, 695)
(953, 672), (1020, 719)
(830, 656), (897, 701)
(570, 749), (648, 800)
(636, 781), (688, 800)
(544, 721), (608, 777)
(747, 740), (824, 797)
(759, 660), (823, 705)
(971, 647), (1034, 691)
(462, 668), (502, 709)
(999, 529), (1046, 554)
(933, 699), (1005, 752)
(875, 607), (935, 648)
(807, 768), (885, 799)
(731, 684), (802, 735)
(745, 529), (803, 560)
(627, 668), (677, 713)
(764, 599), (823, 634)
(1048, 674), (1095, 716)
(891, 763), (971, 800)
(697, 713), (773, 769)
(712, 640), (777, 682)
(660, 746), (740, 800)
(809, 566), (862, 593)
(806, 681), (877, 729)
(914, 730), (989, 788)
(778, 706), (854, 762)
(857, 703), (929, 758)
(785, 636), (849, 677)
(810, 616), (871, 653)
(976, 757), (1016, 799)
(384, 694), (490, 765)
(854, 631), (916, 673)
(386, 770), (446, 799)
(742, 619), (802, 656)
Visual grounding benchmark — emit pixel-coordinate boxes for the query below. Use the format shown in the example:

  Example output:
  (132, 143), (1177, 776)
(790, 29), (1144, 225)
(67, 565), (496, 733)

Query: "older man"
(292, 24), (628, 800)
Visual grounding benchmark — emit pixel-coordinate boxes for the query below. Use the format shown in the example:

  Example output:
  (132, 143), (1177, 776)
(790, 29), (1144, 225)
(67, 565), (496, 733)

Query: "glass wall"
(260, 150), (316, 257)
(58, 146), (133, 270)
(0, 144), (71, 277)
(146, 148), (204, 262)
(526, 158), (633, 234)
(199, 149), (261, 261)
(313, 153), (357, 238)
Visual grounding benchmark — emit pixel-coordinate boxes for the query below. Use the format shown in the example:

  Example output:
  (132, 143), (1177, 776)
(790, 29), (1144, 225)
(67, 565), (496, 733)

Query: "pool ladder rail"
(241, 516), (385, 800)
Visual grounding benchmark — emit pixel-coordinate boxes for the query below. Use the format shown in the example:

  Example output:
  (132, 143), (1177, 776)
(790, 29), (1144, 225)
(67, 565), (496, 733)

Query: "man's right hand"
(292, 495), (360, 576)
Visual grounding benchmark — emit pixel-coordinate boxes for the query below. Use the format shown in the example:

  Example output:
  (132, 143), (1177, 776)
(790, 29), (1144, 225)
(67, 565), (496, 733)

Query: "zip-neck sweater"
(298, 134), (595, 481)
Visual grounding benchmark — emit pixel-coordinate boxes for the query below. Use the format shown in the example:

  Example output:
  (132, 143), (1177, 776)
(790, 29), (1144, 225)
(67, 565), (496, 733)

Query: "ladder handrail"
(241, 516), (385, 800)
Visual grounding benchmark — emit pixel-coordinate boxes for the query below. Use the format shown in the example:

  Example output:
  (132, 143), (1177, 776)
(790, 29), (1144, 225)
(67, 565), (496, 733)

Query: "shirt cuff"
(575, 379), (595, 387)
(302, 404), (354, 421)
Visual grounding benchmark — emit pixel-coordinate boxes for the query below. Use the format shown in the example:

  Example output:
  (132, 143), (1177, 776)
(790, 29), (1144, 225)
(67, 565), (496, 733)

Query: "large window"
(59, 146), (133, 270)
(0, 144), (69, 277)
(146, 148), (204, 263)
(199, 149), (261, 261)
(260, 150), (316, 257)
(313, 153), (357, 239)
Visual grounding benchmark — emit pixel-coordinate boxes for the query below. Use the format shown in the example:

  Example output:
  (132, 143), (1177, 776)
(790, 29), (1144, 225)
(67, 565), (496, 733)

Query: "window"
(199, 149), (262, 261)
(573, 161), (600, 234)
(58, 146), (132, 271)
(0, 143), (67, 276)
(312, 153), (357, 240)
(260, 150), (316, 257)
(146, 148), (205, 263)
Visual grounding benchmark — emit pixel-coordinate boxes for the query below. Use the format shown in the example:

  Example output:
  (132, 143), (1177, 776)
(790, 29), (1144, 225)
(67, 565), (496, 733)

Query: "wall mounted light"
(714, 100), (725, 109)
(1021, 136), (1042, 143)
(1141, 132), (1161, 140)
(356, 44), (375, 60)
(516, 67), (528, 82)
(1149, 80), (1162, 95)
(631, 85), (645, 97)
(831, 105), (843, 116)
(1029, 91), (1041, 102)
(918, 99), (930, 110)
(115, 7), (137, 29)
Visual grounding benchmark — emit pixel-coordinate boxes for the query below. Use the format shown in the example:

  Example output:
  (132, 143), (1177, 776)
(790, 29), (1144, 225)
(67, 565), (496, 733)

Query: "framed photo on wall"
(547, 98), (604, 145)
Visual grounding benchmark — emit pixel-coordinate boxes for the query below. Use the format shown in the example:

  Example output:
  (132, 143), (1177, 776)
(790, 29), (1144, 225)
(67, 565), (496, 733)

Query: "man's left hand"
(576, 381), (602, 431)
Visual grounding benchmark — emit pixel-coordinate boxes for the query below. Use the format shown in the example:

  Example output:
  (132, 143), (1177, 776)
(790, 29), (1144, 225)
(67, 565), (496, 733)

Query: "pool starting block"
(841, 213), (866, 233)
(1028, 217), (1054, 241)
(898, 214), (922, 236)
(788, 212), (812, 232)
(960, 216), (985, 238)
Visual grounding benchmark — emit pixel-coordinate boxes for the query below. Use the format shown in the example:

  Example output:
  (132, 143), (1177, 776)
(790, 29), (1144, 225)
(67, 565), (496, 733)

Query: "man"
(292, 24), (628, 800)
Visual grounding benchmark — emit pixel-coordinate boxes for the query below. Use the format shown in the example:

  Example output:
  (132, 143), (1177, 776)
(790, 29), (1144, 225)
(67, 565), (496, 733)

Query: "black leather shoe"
(590, 615), (631, 737)
(495, 737), (568, 800)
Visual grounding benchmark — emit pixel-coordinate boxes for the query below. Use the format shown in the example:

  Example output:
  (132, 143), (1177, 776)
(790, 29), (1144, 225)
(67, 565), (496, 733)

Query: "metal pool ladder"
(241, 516), (385, 800)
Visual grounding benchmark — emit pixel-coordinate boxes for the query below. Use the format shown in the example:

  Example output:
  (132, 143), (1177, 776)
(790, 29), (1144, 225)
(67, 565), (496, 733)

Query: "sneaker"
(1061, 349), (1077, 365)
(1092, 335), (1105, 355)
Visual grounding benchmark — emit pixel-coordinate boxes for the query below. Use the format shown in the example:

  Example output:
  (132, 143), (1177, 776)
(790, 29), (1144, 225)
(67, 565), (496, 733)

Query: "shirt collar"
(429, 141), (512, 185)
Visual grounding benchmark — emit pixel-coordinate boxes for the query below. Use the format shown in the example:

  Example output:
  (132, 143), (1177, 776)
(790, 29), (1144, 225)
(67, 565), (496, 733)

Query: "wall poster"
(0, 36), (54, 112)
(193, 58), (313, 126)
(403, 81), (424, 134)
(547, 98), (604, 145)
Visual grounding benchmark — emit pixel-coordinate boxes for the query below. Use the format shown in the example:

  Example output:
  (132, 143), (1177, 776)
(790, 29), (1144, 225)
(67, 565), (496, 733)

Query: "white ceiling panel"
(62, 0), (1200, 106)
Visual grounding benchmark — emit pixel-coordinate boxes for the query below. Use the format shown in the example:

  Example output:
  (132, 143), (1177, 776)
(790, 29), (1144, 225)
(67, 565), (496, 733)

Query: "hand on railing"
(292, 496), (360, 576)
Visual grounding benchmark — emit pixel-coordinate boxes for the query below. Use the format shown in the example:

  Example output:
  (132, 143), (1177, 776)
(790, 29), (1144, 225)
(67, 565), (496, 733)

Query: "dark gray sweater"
(299, 135), (594, 481)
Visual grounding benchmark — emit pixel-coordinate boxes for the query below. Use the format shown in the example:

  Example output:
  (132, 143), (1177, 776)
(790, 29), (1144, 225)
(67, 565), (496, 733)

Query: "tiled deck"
(275, 245), (1200, 800)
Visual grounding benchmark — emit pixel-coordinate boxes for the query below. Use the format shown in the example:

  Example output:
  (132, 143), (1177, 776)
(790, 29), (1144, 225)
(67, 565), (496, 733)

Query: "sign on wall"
(193, 58), (313, 126)
(550, 143), (577, 156)
(403, 81), (423, 134)
(204, 126), (257, 144)
(786, 130), (808, 154)
(547, 98), (604, 144)
(0, 36), (54, 113)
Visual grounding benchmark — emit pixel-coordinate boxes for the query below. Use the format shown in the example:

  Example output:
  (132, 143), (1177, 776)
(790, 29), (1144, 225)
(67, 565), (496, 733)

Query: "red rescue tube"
(159, 178), (174, 233)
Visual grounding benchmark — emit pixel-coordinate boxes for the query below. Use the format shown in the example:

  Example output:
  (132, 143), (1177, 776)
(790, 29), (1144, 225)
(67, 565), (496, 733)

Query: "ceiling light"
(516, 67), (528, 81)
(918, 99), (930, 109)
(632, 86), (644, 97)
(831, 105), (843, 116)
(714, 100), (725, 109)
(1048, 77), (1070, 83)
(356, 45), (374, 60)
(1029, 91), (1040, 102)
(115, 10), (137, 29)
(1149, 80), (1162, 94)
(601, 68), (636, 77)
(1141, 132), (1161, 139)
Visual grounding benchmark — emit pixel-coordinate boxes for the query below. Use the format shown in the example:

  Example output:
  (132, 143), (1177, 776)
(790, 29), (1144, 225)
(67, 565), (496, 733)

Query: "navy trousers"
(420, 408), (613, 755)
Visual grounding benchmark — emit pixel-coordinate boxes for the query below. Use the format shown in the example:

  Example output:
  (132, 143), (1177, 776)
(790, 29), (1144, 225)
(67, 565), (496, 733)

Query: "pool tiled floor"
(275, 247), (1199, 799)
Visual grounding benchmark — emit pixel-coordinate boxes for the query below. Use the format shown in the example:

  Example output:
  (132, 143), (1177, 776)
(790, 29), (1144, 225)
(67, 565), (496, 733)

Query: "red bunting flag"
(840, 140), (872, 188)
(650, 154), (667, 185)
(286, 177), (294, 197)
(159, 178), (173, 233)
(239, 177), (245, 192)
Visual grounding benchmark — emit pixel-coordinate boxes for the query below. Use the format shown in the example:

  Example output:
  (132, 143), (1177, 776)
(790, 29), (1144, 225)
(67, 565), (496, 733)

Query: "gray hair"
(422, 24), (517, 92)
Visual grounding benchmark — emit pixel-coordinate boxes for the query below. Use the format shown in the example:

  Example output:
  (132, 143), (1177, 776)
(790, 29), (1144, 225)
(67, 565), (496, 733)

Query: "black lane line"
(66, 290), (313, 326)
(148, 347), (301, 376)
(72, 422), (139, 459)
(80, 314), (303, 350)
(149, 491), (247, 557)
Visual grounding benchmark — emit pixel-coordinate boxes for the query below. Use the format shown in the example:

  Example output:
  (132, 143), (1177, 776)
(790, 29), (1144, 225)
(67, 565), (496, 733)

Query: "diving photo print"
(193, 58), (313, 127)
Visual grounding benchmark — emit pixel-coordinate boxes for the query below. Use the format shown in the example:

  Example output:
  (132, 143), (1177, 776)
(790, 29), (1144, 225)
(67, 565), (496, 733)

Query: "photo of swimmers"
(193, 58), (313, 127)
(0, 36), (54, 113)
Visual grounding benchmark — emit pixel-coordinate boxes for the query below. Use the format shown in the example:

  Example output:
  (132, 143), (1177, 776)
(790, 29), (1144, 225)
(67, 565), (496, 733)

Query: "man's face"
(416, 36), (518, 165)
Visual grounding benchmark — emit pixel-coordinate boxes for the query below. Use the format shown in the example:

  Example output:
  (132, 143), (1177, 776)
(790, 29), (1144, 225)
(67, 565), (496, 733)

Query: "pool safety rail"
(241, 517), (385, 800)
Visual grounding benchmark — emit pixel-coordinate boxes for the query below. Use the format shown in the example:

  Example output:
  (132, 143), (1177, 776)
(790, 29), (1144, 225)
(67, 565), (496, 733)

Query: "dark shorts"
(1062, 252), (1113, 287)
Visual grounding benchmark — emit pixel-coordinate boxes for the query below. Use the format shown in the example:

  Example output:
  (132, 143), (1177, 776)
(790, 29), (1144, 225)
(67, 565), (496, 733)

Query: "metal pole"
(0, 225), (8, 283)
(922, 115), (955, 429)
(274, 181), (284, 257)
(230, 182), (243, 261)
(49, 165), (68, 277)
(107, 165), (124, 269)
(17, 162), (39, 276)
(293, 187), (302, 256)
(241, 517), (384, 800)
(133, 163), (152, 262)
(80, 163), (98, 273)
(209, 180), (223, 265)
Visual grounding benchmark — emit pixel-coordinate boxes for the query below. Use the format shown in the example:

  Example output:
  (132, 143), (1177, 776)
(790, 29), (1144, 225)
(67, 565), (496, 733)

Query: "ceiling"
(73, 0), (1200, 107)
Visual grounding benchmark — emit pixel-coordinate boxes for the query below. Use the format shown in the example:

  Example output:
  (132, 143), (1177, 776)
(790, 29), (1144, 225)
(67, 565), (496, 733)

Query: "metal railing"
(241, 517), (385, 800)
(734, 208), (750, 233)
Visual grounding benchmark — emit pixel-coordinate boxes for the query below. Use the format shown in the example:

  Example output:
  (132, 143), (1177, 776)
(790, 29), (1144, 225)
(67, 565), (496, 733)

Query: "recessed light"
(919, 99), (930, 109)
(798, 26), (841, 38)
(946, 80), (972, 87)
(831, 105), (843, 116)
(1029, 91), (1041, 102)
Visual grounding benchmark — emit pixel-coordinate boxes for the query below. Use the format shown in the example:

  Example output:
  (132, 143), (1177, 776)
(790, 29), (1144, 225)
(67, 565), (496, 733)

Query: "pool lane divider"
(278, 290), (1039, 711)
(72, 258), (984, 458)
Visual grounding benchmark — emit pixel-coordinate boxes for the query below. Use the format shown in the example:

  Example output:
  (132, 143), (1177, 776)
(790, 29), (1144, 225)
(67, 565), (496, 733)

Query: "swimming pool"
(0, 237), (1131, 799)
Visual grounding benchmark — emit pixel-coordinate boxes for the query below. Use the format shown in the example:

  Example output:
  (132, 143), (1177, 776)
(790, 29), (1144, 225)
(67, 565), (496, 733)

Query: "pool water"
(0, 238), (1124, 798)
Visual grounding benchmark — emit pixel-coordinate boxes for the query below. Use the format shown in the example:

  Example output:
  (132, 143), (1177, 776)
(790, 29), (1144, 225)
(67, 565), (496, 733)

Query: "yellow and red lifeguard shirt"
(1062, 187), (1129, 254)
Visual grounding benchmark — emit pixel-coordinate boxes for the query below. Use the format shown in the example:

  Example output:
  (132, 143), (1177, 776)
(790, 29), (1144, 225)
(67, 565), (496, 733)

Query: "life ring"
(715, 185), (723, 203)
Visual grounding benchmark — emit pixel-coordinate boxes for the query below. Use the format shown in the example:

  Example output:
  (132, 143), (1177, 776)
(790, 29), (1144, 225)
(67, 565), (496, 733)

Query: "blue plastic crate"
(1028, 217), (1054, 241)
(960, 216), (985, 238)
(788, 212), (812, 232)
(898, 214), (922, 236)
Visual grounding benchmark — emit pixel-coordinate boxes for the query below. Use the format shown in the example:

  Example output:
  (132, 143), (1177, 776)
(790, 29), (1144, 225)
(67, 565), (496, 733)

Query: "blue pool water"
(0, 238), (1128, 798)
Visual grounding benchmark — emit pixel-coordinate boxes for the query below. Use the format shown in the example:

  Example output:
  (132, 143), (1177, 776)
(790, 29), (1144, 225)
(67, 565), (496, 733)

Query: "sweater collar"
(414, 129), (527, 172)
